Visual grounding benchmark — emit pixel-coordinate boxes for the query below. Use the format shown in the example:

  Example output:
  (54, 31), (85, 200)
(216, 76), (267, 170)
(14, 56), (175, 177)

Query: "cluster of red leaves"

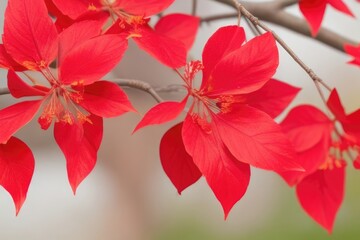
(0, 0), (199, 214)
(0, 0), (358, 235)
(280, 89), (360, 233)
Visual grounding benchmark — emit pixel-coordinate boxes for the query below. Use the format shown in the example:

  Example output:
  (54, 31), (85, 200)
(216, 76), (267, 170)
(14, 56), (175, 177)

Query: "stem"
(228, 0), (332, 92)
(0, 79), (164, 103)
(192, 0), (198, 16)
(211, 0), (357, 52)
(112, 79), (164, 103)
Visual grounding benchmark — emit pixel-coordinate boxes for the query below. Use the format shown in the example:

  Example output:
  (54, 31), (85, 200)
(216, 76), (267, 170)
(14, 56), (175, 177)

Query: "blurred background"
(0, 0), (360, 239)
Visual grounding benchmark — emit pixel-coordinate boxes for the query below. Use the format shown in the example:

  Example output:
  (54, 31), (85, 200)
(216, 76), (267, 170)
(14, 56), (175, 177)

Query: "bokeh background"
(0, 0), (359, 239)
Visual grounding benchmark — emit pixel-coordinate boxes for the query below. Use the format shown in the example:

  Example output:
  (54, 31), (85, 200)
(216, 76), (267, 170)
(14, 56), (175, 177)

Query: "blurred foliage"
(156, 168), (360, 240)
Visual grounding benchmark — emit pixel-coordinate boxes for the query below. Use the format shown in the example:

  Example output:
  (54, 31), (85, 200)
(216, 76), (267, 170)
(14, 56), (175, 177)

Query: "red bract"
(299, 0), (354, 36)
(135, 26), (301, 217)
(0, 137), (35, 215)
(0, 0), (135, 195)
(49, 0), (200, 68)
(344, 43), (360, 67)
(280, 89), (360, 233)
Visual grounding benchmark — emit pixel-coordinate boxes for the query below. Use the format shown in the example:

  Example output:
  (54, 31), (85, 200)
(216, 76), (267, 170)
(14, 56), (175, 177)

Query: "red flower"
(344, 43), (360, 67)
(0, 0), (135, 194)
(299, 0), (353, 36)
(280, 89), (360, 233)
(0, 137), (35, 215)
(135, 26), (301, 217)
(48, 0), (200, 68)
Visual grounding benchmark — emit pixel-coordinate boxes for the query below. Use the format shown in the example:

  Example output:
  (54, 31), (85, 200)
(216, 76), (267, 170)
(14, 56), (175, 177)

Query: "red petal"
(202, 26), (246, 84)
(0, 45), (26, 71)
(343, 110), (360, 142)
(60, 34), (127, 85)
(0, 101), (42, 143)
(206, 32), (278, 96)
(281, 105), (333, 152)
(299, 0), (327, 36)
(8, 70), (47, 98)
(116, 0), (174, 17)
(243, 79), (301, 118)
(280, 105), (333, 185)
(81, 81), (135, 117)
(54, 115), (103, 193)
(3, 0), (58, 69)
(52, 0), (94, 19)
(182, 114), (250, 217)
(58, 20), (104, 65)
(133, 26), (187, 68)
(280, 139), (330, 186)
(214, 106), (300, 172)
(328, 0), (354, 17)
(160, 123), (201, 194)
(0, 137), (35, 215)
(327, 89), (346, 121)
(134, 97), (188, 132)
(155, 14), (200, 51)
(296, 166), (345, 233)
(344, 44), (360, 67)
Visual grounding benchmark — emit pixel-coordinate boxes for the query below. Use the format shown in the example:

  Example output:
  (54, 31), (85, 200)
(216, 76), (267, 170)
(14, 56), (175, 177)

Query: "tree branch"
(210, 0), (357, 52)
(226, 0), (332, 92)
(0, 79), (164, 103)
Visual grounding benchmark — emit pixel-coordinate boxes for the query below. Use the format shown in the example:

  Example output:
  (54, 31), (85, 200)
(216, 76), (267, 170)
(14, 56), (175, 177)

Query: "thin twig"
(0, 79), (164, 103)
(226, 0), (332, 92)
(211, 0), (357, 52)
(201, 13), (238, 23)
(192, 0), (198, 16)
(112, 79), (164, 103)
(0, 88), (10, 95)
(278, 0), (299, 8)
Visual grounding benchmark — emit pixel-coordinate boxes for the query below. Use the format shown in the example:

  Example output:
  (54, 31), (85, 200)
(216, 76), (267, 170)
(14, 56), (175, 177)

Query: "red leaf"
(3, 0), (58, 69)
(155, 14), (200, 51)
(327, 89), (346, 121)
(296, 166), (345, 233)
(280, 139), (330, 186)
(243, 79), (301, 118)
(280, 105), (334, 185)
(81, 81), (135, 117)
(60, 34), (128, 85)
(281, 105), (333, 152)
(299, 0), (353, 36)
(52, 0), (92, 19)
(134, 97), (188, 132)
(116, 0), (174, 17)
(0, 101), (42, 144)
(133, 26), (187, 68)
(0, 137), (35, 215)
(328, 0), (354, 17)
(201, 26), (246, 84)
(8, 70), (47, 98)
(58, 20), (104, 65)
(54, 115), (103, 193)
(160, 123), (201, 194)
(343, 110), (360, 143)
(299, 0), (327, 36)
(344, 44), (360, 66)
(0, 45), (26, 71)
(213, 106), (300, 172)
(206, 32), (279, 96)
(182, 114), (250, 217)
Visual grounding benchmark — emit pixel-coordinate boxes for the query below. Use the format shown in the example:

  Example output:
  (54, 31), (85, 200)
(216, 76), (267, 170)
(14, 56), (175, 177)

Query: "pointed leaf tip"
(0, 137), (35, 215)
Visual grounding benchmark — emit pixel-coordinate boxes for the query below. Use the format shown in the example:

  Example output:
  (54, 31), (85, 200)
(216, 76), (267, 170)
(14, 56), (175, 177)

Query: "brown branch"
(210, 0), (357, 52)
(227, 0), (332, 92)
(192, 0), (198, 16)
(0, 79), (164, 103)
